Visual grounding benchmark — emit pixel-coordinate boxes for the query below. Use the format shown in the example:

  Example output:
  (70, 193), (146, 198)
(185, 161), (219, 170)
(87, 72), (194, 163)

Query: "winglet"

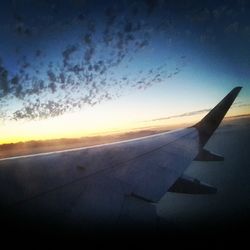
(194, 86), (242, 147)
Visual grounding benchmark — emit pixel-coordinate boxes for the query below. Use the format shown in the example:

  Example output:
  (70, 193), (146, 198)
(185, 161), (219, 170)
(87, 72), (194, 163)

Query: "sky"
(0, 0), (250, 144)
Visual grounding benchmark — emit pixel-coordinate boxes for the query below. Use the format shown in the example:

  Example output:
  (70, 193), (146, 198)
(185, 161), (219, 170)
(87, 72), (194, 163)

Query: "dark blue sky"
(0, 0), (249, 141)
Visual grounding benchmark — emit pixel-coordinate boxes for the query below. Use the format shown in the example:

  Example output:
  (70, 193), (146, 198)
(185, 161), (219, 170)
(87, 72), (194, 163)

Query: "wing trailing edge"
(169, 175), (217, 194)
(194, 86), (242, 148)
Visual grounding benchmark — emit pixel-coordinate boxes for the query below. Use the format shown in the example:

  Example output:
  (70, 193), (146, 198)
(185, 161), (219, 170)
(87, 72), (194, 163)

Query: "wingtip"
(234, 86), (242, 91)
(195, 86), (242, 147)
(230, 86), (242, 99)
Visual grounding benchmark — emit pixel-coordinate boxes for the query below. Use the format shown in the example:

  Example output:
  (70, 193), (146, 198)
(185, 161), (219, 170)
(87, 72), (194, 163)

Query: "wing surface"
(0, 87), (242, 227)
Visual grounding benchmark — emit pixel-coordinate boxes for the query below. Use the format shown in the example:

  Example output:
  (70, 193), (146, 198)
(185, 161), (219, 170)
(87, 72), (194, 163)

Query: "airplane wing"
(0, 87), (242, 230)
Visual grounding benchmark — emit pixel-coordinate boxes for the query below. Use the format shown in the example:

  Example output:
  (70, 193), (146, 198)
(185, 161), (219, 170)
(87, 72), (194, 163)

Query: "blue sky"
(0, 0), (249, 143)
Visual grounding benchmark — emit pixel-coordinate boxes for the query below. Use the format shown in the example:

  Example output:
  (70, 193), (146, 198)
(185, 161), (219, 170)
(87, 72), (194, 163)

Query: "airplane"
(0, 86), (242, 232)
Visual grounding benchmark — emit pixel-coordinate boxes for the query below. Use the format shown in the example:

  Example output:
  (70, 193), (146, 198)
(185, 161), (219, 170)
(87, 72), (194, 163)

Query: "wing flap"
(194, 149), (224, 161)
(169, 175), (217, 194)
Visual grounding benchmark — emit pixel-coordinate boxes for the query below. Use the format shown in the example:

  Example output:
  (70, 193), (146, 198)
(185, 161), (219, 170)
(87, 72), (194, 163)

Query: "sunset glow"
(0, 1), (250, 144)
(0, 87), (249, 144)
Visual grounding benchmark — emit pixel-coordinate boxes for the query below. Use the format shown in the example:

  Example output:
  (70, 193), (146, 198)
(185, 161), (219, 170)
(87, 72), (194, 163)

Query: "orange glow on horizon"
(0, 102), (249, 145)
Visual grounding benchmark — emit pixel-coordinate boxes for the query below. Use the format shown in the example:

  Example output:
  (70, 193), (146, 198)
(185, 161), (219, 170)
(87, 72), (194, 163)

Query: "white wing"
(0, 87), (242, 229)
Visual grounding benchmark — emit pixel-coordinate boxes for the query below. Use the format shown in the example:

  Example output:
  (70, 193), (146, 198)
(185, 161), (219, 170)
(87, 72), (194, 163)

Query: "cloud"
(237, 103), (250, 107)
(150, 108), (211, 122)
(224, 22), (240, 34)
(0, 1), (187, 121)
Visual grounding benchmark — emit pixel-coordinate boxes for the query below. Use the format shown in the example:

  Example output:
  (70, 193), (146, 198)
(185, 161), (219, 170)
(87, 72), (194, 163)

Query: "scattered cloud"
(225, 22), (240, 34)
(0, 2), (186, 121)
(149, 108), (211, 122)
